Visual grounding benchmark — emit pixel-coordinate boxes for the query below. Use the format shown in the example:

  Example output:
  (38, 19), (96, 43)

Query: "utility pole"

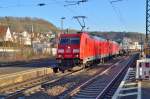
(61, 17), (65, 34)
(146, 0), (150, 42)
(31, 24), (34, 47)
(144, 0), (150, 57)
(141, 34), (143, 56)
(144, 0), (150, 58)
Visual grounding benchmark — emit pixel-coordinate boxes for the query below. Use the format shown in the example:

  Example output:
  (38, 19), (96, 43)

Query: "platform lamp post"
(61, 17), (66, 34)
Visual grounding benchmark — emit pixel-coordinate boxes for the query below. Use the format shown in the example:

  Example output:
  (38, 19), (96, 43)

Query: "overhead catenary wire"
(53, 0), (81, 15)
(110, 0), (124, 3)
(62, 0), (127, 32)
(64, 0), (88, 6)
(108, 0), (127, 31)
(0, 0), (61, 8)
(0, 0), (127, 32)
(53, 0), (90, 31)
(0, 0), (85, 31)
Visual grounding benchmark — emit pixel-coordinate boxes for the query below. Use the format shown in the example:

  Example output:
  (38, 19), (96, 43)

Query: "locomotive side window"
(60, 37), (80, 45)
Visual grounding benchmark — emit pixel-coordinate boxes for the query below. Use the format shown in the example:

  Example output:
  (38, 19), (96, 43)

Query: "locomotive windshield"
(60, 37), (80, 45)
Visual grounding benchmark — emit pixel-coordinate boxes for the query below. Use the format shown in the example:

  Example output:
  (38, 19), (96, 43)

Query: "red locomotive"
(54, 32), (121, 72)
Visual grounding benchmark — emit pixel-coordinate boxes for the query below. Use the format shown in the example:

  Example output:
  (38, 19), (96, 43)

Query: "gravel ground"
(25, 57), (124, 99)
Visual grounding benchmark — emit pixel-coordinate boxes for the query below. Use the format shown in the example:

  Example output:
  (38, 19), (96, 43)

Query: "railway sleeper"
(0, 76), (49, 95)
(73, 94), (98, 98)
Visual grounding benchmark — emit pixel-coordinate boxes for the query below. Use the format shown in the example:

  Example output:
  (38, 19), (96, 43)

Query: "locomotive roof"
(90, 34), (118, 44)
(91, 36), (106, 41)
(60, 32), (88, 37)
(60, 33), (106, 41)
(60, 33), (118, 44)
(60, 33), (81, 37)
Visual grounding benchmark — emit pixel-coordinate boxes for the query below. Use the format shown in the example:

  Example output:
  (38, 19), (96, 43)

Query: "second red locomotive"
(54, 32), (121, 72)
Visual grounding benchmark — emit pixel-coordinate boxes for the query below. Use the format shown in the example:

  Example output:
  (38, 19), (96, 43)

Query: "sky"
(0, 0), (145, 33)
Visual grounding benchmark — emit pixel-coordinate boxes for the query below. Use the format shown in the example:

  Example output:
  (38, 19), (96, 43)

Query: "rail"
(0, 66), (86, 99)
(68, 59), (123, 97)
(97, 53), (139, 99)
(65, 53), (139, 99)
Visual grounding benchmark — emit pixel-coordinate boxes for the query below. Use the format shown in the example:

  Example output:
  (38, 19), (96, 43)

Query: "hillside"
(0, 16), (58, 33)
(64, 29), (145, 43)
(90, 31), (145, 43)
(0, 16), (145, 43)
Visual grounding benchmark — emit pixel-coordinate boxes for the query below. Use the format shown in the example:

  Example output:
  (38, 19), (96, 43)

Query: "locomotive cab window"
(70, 38), (80, 44)
(60, 38), (70, 45)
(60, 37), (80, 45)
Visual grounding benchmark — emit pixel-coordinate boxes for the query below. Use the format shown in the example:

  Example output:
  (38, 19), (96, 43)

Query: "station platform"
(112, 68), (141, 99)
(112, 67), (150, 99)
(0, 67), (53, 92)
(141, 81), (150, 99)
(0, 67), (38, 75)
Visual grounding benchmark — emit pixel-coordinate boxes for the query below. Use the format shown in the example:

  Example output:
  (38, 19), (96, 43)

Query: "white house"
(4, 27), (13, 41)
(0, 26), (13, 42)
(121, 37), (132, 51)
(129, 42), (142, 51)
(32, 41), (51, 54)
(12, 31), (32, 45)
(21, 31), (31, 45)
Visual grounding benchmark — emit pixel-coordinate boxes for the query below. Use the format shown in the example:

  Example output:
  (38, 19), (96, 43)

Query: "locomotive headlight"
(58, 49), (64, 53)
(75, 54), (79, 58)
(58, 54), (62, 58)
(73, 49), (79, 53)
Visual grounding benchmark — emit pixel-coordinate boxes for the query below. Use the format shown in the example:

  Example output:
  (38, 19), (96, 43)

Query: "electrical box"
(136, 59), (150, 80)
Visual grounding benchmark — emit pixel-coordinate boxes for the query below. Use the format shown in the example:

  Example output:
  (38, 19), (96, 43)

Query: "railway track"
(0, 65), (86, 99)
(0, 55), (133, 99)
(1, 75), (50, 99)
(24, 56), (124, 99)
(64, 53), (139, 99)
(98, 54), (138, 99)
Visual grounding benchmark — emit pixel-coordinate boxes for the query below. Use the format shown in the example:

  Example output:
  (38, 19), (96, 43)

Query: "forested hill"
(0, 16), (58, 33)
(0, 16), (145, 42)
(64, 29), (145, 42)
(90, 31), (145, 43)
